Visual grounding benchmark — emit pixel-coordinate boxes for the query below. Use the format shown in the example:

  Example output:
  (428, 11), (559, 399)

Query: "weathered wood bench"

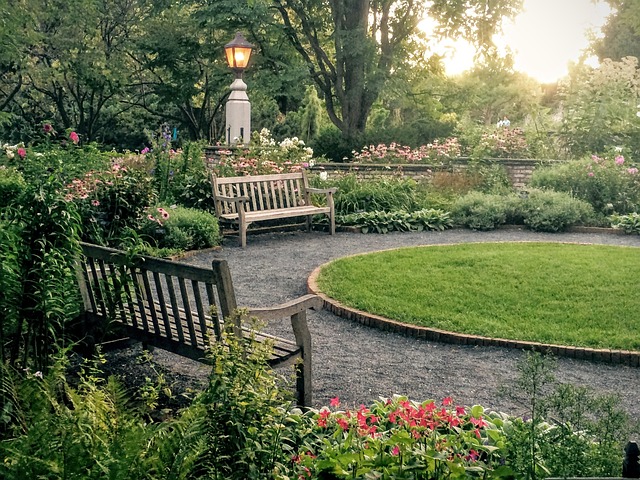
(211, 171), (337, 247)
(76, 242), (321, 406)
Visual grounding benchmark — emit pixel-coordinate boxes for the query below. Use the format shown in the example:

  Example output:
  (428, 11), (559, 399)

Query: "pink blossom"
(17, 148), (26, 158)
(69, 131), (79, 144)
(91, 200), (100, 206)
(141, 147), (150, 154)
(43, 123), (53, 134)
(615, 155), (625, 165)
(391, 445), (400, 456)
(588, 172), (595, 177)
(627, 168), (638, 175)
(330, 397), (340, 407)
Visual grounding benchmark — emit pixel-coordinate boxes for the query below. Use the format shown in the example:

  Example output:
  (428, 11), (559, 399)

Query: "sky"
(425, 0), (613, 83)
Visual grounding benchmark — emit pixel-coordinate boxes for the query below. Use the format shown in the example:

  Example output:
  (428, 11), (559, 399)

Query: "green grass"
(316, 242), (640, 351)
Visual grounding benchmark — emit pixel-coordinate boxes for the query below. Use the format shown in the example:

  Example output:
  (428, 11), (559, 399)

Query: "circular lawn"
(315, 242), (640, 351)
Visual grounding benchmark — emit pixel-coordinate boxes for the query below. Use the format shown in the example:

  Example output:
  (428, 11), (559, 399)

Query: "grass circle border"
(307, 241), (640, 368)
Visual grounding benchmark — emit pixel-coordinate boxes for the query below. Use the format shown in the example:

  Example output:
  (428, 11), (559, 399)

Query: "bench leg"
(306, 215), (312, 232)
(239, 225), (247, 248)
(329, 211), (335, 235)
(296, 353), (312, 407)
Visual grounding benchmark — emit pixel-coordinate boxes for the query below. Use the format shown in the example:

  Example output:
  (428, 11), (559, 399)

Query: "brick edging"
(307, 263), (640, 368)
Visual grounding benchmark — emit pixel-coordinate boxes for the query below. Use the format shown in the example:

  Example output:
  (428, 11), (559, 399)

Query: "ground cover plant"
(315, 242), (640, 351)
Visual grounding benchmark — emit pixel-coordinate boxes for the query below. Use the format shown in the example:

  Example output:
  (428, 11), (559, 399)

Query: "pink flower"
(615, 155), (625, 165)
(588, 172), (594, 177)
(43, 124), (53, 134)
(69, 131), (79, 144)
(141, 147), (150, 154)
(91, 200), (100, 206)
(17, 148), (26, 158)
(442, 396), (453, 406)
(330, 397), (340, 408)
(157, 207), (170, 219)
(627, 167), (638, 175)
(391, 445), (400, 456)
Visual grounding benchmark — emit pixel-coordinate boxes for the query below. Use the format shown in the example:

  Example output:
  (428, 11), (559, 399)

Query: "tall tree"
(274, 0), (523, 141)
(593, 0), (640, 61)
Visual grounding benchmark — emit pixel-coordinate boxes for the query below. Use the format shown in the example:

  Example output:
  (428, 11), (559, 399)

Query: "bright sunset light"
(423, 0), (612, 83)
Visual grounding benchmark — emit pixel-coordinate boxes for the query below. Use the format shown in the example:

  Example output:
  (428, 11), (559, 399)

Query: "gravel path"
(173, 228), (640, 420)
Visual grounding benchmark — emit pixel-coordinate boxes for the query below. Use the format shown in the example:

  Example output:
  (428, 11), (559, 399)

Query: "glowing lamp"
(225, 32), (254, 75)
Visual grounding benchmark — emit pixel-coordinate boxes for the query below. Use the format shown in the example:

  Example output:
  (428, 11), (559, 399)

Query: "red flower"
(330, 396), (340, 408)
(442, 396), (453, 406)
(17, 148), (26, 158)
(69, 131), (79, 144)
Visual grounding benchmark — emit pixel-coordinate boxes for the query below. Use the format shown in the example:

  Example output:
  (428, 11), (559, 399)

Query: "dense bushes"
(530, 154), (640, 216)
(452, 189), (594, 232)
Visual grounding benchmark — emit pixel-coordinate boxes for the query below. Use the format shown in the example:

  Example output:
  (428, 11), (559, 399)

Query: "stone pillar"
(225, 78), (251, 145)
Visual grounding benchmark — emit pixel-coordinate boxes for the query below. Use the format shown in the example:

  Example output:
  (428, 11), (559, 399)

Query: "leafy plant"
(337, 209), (452, 233)
(0, 166), (26, 208)
(529, 154), (640, 215)
(293, 395), (513, 479)
(522, 189), (594, 232)
(452, 191), (512, 230)
(611, 212), (640, 234)
(139, 205), (221, 252)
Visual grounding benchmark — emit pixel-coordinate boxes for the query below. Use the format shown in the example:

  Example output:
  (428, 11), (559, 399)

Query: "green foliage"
(611, 212), (640, 234)
(140, 205), (221, 252)
(501, 351), (635, 479)
(337, 209), (452, 234)
(452, 191), (513, 230)
(0, 166), (26, 208)
(153, 312), (298, 479)
(4, 176), (83, 370)
(311, 125), (362, 162)
(522, 189), (594, 232)
(559, 57), (640, 157)
(529, 155), (640, 215)
(0, 354), (155, 479)
(294, 396), (513, 479)
(330, 174), (423, 215)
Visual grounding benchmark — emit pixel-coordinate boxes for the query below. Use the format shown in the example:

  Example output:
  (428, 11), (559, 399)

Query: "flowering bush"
(352, 138), (461, 164)
(292, 396), (512, 479)
(530, 154), (640, 215)
(212, 128), (314, 177)
(64, 159), (156, 246)
(472, 128), (530, 159)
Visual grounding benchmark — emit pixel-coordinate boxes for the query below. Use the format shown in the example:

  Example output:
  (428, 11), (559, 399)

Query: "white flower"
(34, 371), (43, 379)
(319, 171), (328, 181)
(6, 150), (14, 159)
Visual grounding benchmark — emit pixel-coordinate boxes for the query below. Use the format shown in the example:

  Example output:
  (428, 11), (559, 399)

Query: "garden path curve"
(181, 228), (640, 420)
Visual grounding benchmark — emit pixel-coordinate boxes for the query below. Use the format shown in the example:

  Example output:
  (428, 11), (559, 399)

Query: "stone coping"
(306, 246), (640, 368)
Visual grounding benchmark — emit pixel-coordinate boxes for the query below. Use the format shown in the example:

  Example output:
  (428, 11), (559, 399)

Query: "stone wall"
(309, 158), (555, 189)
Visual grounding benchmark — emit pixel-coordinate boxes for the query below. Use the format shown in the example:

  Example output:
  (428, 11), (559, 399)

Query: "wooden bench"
(76, 242), (321, 406)
(211, 171), (337, 247)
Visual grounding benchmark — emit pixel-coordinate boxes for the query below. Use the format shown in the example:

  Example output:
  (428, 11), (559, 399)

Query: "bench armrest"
(246, 294), (322, 321)
(246, 294), (322, 347)
(306, 187), (337, 195)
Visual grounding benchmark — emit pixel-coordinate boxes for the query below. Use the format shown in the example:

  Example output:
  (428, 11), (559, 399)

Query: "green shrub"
(0, 166), (26, 209)
(140, 205), (220, 252)
(530, 155), (640, 215)
(452, 191), (513, 230)
(522, 189), (594, 232)
(611, 212), (640, 234)
(337, 208), (452, 233)
(330, 174), (422, 215)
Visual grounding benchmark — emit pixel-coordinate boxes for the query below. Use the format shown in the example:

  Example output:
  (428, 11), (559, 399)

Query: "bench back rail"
(213, 172), (312, 216)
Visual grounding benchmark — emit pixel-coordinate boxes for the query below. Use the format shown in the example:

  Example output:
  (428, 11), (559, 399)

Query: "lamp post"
(224, 32), (254, 146)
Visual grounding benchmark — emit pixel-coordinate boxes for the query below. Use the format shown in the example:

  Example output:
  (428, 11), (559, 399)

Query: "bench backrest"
(212, 171), (311, 216)
(77, 242), (239, 358)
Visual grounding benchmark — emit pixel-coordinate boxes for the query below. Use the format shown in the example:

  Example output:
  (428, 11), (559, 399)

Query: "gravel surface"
(148, 228), (640, 421)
